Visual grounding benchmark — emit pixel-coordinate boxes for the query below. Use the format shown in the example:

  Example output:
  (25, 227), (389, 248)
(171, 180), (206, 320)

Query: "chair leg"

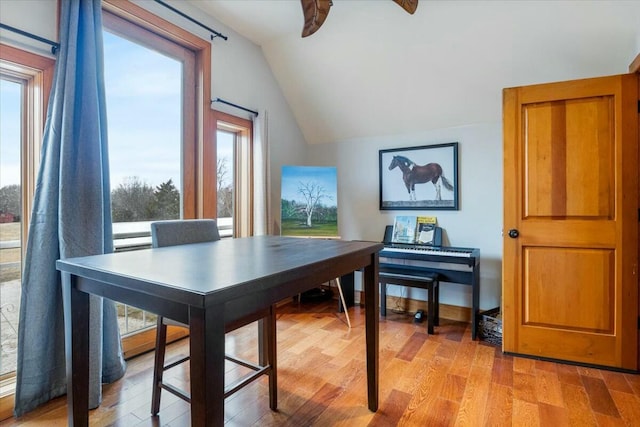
(151, 317), (168, 415)
(258, 305), (278, 410)
(258, 317), (265, 367)
(335, 277), (351, 328)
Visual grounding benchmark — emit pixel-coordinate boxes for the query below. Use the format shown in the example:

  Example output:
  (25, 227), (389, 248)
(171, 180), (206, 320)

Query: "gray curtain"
(14, 0), (126, 417)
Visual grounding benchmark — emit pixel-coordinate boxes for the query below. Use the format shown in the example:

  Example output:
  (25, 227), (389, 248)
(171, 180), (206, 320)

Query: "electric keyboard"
(383, 244), (474, 257)
(379, 226), (481, 339)
(380, 244), (480, 268)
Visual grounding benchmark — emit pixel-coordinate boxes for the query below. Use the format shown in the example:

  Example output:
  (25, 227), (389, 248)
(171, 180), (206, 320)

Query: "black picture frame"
(379, 142), (459, 210)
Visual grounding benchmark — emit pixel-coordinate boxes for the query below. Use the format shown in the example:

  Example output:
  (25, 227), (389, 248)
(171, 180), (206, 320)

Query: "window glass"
(103, 30), (183, 335)
(0, 78), (23, 377)
(213, 114), (253, 238)
(217, 130), (234, 220)
(104, 30), (182, 224)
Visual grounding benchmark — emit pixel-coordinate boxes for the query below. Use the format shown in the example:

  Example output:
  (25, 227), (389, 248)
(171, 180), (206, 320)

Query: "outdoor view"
(0, 29), (234, 377)
(0, 78), (21, 377)
(104, 29), (182, 336)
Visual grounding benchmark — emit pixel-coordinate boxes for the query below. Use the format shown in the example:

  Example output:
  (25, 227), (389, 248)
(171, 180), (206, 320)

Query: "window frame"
(208, 111), (254, 237)
(101, 0), (213, 358)
(0, 42), (54, 422)
(0, 1), (215, 414)
(102, 0), (212, 219)
(0, 44), (54, 249)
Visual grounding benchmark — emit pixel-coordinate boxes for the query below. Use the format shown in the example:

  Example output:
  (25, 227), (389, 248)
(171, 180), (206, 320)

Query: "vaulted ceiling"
(189, 1), (640, 145)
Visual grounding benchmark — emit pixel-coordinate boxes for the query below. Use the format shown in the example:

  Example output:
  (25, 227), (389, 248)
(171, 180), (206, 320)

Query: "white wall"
(307, 28), (639, 310)
(308, 123), (503, 310)
(262, 1), (640, 146)
(0, 0), (57, 57)
(303, 6), (640, 313)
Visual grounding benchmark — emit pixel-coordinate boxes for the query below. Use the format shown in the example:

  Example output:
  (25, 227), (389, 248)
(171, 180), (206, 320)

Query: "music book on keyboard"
(391, 215), (437, 245)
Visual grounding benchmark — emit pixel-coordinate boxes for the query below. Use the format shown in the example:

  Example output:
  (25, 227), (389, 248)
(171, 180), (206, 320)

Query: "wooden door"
(503, 74), (638, 370)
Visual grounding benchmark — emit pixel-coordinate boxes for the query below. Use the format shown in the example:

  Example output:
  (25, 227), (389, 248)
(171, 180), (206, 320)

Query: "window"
(102, 0), (212, 357)
(102, 13), (192, 338)
(0, 43), (54, 421)
(210, 112), (253, 238)
(0, 77), (22, 382)
(0, 75), (21, 378)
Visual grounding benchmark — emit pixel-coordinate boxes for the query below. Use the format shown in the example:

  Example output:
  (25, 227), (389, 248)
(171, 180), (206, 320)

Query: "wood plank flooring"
(2, 300), (639, 426)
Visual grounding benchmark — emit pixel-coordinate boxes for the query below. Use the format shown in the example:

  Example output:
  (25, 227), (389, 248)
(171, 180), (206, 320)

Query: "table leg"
(363, 256), (379, 412)
(189, 305), (225, 426)
(62, 273), (90, 427)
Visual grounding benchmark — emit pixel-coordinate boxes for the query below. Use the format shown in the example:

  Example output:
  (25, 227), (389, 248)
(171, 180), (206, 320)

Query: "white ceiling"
(189, 0), (640, 145)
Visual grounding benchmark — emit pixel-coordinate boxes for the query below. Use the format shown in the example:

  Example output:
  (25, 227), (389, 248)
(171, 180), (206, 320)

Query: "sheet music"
(417, 229), (434, 244)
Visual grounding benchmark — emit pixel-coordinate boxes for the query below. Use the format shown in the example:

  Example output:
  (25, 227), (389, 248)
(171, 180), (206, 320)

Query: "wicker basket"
(477, 307), (502, 346)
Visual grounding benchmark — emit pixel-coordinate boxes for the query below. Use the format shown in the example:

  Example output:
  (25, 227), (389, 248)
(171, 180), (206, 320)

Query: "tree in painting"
(297, 181), (331, 227)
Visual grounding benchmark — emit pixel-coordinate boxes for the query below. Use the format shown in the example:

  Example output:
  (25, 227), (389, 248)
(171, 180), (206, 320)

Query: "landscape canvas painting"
(281, 166), (338, 237)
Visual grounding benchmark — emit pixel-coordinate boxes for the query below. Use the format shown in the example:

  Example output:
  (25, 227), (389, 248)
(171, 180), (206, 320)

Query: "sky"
(281, 165), (337, 207)
(0, 79), (21, 187)
(103, 30), (182, 191)
(0, 29), (234, 193)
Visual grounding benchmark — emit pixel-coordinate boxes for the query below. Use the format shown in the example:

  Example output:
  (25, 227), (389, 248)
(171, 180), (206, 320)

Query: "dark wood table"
(57, 235), (383, 426)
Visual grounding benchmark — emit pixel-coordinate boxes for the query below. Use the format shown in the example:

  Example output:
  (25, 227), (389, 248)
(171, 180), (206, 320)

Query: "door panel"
(503, 74), (638, 370)
(524, 97), (614, 218)
(523, 247), (614, 332)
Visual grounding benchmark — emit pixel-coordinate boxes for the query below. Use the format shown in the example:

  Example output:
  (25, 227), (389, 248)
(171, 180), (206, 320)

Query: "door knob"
(508, 229), (519, 238)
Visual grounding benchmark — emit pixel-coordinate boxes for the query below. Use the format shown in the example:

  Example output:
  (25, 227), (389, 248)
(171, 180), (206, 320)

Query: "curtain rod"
(212, 98), (258, 116)
(0, 23), (59, 54)
(153, 0), (228, 41)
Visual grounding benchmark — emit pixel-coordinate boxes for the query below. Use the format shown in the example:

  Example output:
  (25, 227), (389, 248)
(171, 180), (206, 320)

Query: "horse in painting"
(388, 155), (454, 201)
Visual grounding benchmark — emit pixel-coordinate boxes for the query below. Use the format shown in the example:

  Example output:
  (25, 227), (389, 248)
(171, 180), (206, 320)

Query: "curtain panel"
(14, 0), (125, 416)
(252, 110), (271, 235)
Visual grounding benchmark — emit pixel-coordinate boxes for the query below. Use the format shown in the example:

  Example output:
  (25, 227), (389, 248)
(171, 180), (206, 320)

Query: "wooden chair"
(149, 219), (277, 415)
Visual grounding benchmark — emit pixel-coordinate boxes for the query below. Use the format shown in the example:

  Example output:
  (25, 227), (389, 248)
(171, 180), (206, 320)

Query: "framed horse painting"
(379, 142), (459, 210)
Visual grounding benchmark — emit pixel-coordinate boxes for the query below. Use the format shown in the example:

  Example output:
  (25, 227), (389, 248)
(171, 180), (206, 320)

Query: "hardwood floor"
(2, 300), (639, 426)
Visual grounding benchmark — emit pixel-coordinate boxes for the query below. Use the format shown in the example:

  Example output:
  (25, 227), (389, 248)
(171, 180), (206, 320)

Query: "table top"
(56, 235), (383, 308)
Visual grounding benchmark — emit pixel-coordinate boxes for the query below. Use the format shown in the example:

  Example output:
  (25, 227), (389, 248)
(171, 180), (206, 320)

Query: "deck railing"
(0, 218), (232, 374)
(112, 218), (232, 335)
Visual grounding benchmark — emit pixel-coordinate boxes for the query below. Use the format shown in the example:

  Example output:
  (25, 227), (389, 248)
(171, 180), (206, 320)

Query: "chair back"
(150, 219), (221, 248)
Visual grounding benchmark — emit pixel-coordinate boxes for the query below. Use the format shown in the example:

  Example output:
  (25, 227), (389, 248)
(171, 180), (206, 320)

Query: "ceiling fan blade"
(393, 0), (418, 14)
(301, 0), (332, 37)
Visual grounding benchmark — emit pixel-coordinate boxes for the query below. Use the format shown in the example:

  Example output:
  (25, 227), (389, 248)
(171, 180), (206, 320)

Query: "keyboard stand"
(379, 270), (439, 334)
